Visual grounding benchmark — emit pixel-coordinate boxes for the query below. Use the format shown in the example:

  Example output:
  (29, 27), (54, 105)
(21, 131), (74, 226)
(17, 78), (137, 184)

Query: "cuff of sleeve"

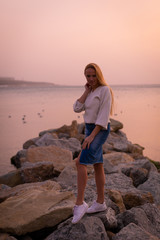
(76, 100), (84, 108)
(95, 121), (109, 130)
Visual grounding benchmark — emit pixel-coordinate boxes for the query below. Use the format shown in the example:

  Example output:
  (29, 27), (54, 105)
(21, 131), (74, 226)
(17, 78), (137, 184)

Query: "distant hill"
(0, 77), (56, 87)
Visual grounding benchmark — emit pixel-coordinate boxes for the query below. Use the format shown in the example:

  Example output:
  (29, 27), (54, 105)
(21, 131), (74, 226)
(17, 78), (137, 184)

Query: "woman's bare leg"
(75, 155), (88, 205)
(94, 163), (105, 203)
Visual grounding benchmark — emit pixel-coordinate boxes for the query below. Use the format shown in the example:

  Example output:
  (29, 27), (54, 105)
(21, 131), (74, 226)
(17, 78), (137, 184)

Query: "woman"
(72, 63), (114, 224)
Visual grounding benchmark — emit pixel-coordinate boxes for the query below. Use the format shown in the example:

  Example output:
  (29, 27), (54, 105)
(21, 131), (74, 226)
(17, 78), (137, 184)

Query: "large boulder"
(39, 120), (78, 138)
(103, 130), (144, 157)
(12, 145), (73, 174)
(0, 186), (75, 235)
(57, 163), (77, 189)
(0, 169), (23, 187)
(110, 118), (123, 132)
(20, 161), (55, 183)
(116, 203), (160, 239)
(0, 162), (56, 188)
(138, 172), (160, 206)
(33, 133), (81, 158)
(45, 216), (109, 240)
(0, 180), (61, 203)
(103, 152), (135, 174)
(113, 223), (159, 240)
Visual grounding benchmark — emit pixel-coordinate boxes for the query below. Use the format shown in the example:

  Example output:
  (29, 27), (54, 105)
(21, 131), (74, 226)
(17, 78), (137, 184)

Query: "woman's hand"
(82, 135), (94, 149)
(85, 83), (92, 93)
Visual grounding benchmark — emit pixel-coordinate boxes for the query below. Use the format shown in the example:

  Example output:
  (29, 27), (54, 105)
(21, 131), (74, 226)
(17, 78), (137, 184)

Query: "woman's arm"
(82, 125), (102, 149)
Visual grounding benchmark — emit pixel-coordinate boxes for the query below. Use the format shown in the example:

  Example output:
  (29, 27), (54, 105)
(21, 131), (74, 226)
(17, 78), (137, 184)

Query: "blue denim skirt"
(79, 123), (110, 165)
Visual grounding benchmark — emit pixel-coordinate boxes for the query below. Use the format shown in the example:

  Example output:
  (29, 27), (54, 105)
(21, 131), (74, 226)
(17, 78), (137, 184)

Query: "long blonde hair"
(84, 63), (114, 115)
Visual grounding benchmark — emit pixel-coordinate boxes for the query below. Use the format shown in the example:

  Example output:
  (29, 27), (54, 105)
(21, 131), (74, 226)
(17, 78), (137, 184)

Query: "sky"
(0, 0), (160, 86)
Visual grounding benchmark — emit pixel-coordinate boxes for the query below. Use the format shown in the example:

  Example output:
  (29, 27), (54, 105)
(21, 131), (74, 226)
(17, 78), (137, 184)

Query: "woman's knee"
(94, 163), (104, 172)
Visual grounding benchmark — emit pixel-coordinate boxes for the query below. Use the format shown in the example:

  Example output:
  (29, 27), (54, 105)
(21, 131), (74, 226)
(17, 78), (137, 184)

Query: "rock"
(104, 157), (157, 178)
(116, 204), (160, 239)
(104, 130), (144, 157)
(93, 208), (117, 230)
(138, 172), (160, 206)
(121, 191), (154, 209)
(0, 233), (18, 240)
(106, 190), (126, 213)
(77, 122), (85, 134)
(131, 158), (158, 173)
(110, 118), (123, 132)
(0, 180), (61, 203)
(0, 187), (75, 235)
(103, 152), (134, 167)
(128, 143), (144, 158)
(39, 120), (78, 138)
(0, 169), (23, 187)
(105, 173), (135, 192)
(24, 145), (72, 173)
(23, 136), (40, 149)
(21, 161), (55, 183)
(0, 162), (57, 188)
(139, 203), (160, 236)
(57, 163), (77, 189)
(112, 223), (159, 240)
(11, 149), (27, 168)
(45, 216), (109, 240)
(122, 167), (148, 187)
(36, 136), (81, 158)
(0, 184), (11, 191)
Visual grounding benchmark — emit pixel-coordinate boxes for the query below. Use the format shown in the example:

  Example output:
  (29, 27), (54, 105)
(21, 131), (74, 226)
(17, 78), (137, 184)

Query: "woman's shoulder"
(98, 85), (110, 94)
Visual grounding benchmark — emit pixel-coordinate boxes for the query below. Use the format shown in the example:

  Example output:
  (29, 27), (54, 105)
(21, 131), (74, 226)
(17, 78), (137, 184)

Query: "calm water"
(0, 85), (160, 176)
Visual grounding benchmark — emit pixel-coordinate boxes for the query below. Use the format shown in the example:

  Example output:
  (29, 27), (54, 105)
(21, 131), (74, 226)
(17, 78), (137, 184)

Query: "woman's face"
(85, 68), (99, 90)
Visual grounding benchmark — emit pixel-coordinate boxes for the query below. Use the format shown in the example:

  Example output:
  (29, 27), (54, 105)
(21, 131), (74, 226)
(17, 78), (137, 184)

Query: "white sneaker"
(72, 201), (88, 224)
(87, 200), (107, 213)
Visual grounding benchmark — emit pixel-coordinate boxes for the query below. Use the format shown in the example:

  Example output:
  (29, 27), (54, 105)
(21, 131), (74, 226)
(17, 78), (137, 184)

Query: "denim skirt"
(79, 123), (110, 165)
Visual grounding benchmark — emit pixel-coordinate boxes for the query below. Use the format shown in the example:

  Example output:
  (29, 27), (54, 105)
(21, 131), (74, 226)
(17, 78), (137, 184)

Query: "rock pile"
(0, 119), (160, 240)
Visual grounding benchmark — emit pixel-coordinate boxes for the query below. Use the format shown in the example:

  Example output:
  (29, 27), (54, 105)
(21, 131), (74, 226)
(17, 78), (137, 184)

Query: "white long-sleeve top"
(73, 85), (111, 129)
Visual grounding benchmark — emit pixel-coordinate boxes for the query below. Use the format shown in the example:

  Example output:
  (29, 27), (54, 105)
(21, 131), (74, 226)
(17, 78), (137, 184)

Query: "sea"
(0, 84), (160, 176)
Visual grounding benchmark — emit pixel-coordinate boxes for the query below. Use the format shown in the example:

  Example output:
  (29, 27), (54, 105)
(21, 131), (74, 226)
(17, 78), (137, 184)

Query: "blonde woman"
(72, 63), (114, 224)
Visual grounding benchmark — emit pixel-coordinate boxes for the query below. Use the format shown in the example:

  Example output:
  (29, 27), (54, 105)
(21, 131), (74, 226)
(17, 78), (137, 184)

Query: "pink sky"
(0, 0), (160, 85)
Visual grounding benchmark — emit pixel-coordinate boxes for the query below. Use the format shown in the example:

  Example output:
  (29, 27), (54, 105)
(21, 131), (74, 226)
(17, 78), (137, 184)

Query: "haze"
(0, 0), (160, 85)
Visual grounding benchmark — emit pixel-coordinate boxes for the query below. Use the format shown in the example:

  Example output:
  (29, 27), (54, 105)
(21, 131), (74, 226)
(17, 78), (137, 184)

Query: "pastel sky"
(0, 0), (160, 85)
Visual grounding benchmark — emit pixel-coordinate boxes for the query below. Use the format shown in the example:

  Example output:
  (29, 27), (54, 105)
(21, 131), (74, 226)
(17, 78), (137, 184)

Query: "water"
(0, 85), (160, 176)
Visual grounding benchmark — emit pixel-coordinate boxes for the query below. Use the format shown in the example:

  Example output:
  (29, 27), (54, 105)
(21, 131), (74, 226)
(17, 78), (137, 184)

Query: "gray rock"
(116, 204), (160, 238)
(112, 223), (159, 240)
(45, 216), (109, 240)
(92, 207), (117, 231)
(57, 163), (77, 189)
(35, 133), (81, 157)
(104, 130), (144, 157)
(138, 172), (160, 206)
(23, 136), (40, 149)
(105, 173), (135, 192)
(122, 167), (148, 187)
(139, 203), (160, 237)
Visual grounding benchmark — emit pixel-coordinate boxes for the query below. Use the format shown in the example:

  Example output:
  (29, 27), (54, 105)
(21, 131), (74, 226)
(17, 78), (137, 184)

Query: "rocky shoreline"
(0, 119), (160, 240)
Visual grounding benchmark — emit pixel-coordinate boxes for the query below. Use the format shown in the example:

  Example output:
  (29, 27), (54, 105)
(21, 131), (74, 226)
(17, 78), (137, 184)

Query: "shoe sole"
(87, 208), (107, 214)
